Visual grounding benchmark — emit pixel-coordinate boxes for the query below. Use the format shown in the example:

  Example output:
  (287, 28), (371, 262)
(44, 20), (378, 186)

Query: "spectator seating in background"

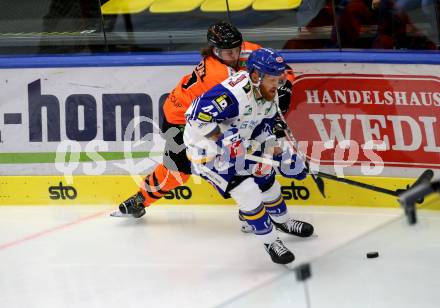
(101, 0), (303, 15)
(200, 0), (254, 12)
(149, 0), (205, 13)
(252, 0), (302, 10)
(101, 0), (154, 14)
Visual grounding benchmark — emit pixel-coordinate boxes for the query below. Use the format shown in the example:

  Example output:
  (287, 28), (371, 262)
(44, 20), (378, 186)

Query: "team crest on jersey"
(212, 93), (233, 111)
(276, 56), (284, 63)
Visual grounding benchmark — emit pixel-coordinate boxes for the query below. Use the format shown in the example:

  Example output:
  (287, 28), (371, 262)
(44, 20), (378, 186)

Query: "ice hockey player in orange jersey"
(113, 21), (294, 220)
(112, 22), (260, 218)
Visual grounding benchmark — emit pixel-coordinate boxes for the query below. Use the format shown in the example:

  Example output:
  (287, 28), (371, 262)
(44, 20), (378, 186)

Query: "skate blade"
(284, 262), (296, 270)
(109, 210), (131, 217)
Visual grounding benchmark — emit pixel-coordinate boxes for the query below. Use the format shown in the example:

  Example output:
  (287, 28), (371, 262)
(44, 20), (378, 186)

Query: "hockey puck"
(366, 252), (379, 258)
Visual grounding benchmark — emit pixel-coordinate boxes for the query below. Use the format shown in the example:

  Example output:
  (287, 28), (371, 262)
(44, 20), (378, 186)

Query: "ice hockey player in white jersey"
(184, 48), (314, 265)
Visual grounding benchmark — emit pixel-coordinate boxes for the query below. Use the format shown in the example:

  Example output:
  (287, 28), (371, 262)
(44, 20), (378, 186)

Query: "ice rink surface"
(0, 205), (439, 308)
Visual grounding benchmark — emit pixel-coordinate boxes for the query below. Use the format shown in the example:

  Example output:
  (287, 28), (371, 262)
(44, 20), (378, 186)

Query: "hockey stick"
(273, 103), (434, 199)
(399, 180), (440, 224)
(246, 153), (434, 199)
(316, 168), (433, 198)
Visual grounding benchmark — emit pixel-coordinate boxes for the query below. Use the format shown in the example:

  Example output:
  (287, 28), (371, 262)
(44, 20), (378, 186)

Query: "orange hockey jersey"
(164, 41), (261, 125)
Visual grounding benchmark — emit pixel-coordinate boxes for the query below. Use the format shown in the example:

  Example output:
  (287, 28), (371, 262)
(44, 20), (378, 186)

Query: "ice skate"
(272, 218), (314, 237)
(110, 192), (146, 218)
(264, 238), (295, 264)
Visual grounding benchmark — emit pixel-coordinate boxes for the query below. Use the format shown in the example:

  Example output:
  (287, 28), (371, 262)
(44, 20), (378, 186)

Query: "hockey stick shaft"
(246, 154), (433, 198)
(275, 104), (326, 197)
(246, 154), (397, 196)
(314, 171), (398, 196)
(273, 96), (433, 198)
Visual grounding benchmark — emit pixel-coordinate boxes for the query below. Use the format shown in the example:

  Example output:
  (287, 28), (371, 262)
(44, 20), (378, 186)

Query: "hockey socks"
(239, 204), (277, 244)
(264, 195), (288, 224)
(140, 164), (190, 205)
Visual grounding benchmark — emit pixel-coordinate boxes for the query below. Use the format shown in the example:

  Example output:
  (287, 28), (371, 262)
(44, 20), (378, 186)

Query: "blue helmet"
(246, 48), (286, 76)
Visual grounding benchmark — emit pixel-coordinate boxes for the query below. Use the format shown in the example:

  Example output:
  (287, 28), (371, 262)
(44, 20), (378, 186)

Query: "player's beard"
(260, 85), (277, 101)
(223, 58), (239, 69)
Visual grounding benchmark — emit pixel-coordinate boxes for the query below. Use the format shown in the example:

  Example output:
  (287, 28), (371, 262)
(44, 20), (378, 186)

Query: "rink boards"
(0, 174), (438, 210)
(0, 51), (439, 208)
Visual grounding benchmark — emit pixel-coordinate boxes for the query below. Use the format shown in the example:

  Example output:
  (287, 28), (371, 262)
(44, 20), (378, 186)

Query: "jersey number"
(202, 105), (218, 117)
(182, 60), (206, 89)
(182, 71), (197, 89)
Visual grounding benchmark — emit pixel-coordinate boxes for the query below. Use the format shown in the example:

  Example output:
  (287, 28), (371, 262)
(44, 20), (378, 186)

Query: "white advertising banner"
(1, 62), (439, 177)
(0, 65), (191, 175)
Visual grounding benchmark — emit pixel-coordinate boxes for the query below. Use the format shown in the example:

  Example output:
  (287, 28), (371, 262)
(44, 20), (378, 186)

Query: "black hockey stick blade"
(410, 169), (434, 188)
(396, 169), (434, 204)
(396, 169), (434, 196)
(398, 180), (438, 225)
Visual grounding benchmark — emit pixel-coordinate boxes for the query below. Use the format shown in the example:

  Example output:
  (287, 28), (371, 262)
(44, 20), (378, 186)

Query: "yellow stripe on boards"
(0, 175), (438, 210)
(101, 0), (154, 14)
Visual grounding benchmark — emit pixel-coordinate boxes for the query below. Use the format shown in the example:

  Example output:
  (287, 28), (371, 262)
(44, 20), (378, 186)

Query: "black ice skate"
(272, 218), (314, 237)
(264, 238), (295, 264)
(111, 192), (146, 218)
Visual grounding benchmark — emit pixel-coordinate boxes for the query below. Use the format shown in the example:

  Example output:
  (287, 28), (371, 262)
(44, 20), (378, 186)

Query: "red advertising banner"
(286, 74), (440, 170)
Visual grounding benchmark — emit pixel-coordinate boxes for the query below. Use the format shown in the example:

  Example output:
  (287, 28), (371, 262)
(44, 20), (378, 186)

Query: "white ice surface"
(0, 205), (438, 308)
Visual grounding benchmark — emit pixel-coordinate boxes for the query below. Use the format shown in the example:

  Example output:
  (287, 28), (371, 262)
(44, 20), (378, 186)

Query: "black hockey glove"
(275, 79), (293, 138)
(277, 79), (292, 114)
(274, 116), (287, 138)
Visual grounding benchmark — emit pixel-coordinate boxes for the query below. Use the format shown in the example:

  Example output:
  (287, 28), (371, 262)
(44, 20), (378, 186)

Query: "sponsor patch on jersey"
(228, 74), (246, 87)
(197, 122), (209, 129)
(212, 93), (233, 112)
(242, 82), (251, 94)
(197, 112), (213, 122)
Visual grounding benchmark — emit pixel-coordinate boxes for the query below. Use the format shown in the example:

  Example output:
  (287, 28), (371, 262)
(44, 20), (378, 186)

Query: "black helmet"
(207, 21), (243, 49)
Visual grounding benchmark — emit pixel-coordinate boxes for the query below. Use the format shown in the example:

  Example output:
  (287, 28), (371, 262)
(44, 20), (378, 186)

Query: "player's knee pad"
(256, 172), (276, 193)
(230, 179), (272, 235)
(262, 181), (288, 218)
(229, 178), (262, 212)
(262, 180), (281, 203)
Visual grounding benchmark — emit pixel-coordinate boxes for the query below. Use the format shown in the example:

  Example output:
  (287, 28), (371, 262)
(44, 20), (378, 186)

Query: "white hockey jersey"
(184, 70), (278, 162)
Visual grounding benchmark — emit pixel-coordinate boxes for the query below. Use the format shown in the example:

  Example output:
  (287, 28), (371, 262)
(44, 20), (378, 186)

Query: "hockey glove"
(274, 151), (307, 180)
(274, 116), (287, 138)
